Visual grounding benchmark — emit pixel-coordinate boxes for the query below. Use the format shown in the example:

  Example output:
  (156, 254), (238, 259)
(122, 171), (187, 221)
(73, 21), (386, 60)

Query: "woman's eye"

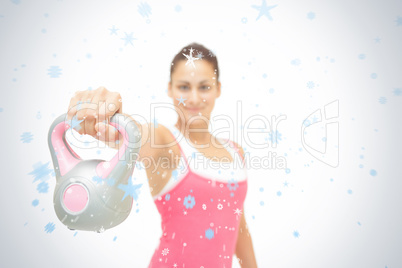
(179, 85), (189, 90)
(200, 85), (210, 90)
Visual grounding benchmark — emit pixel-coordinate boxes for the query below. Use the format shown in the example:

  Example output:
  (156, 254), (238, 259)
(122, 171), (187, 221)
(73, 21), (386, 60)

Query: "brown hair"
(170, 42), (220, 81)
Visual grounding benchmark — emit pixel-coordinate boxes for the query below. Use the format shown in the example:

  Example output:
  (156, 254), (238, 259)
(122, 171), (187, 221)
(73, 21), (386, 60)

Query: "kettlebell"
(48, 113), (141, 232)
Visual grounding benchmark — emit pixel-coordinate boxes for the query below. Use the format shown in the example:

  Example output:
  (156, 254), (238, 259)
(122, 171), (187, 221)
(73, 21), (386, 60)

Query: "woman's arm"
(235, 211), (258, 267)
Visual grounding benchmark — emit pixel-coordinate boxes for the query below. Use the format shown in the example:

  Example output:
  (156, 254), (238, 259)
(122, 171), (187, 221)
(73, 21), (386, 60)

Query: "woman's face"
(168, 59), (221, 127)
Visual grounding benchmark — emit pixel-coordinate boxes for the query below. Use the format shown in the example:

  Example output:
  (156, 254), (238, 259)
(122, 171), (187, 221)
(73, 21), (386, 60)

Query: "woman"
(67, 43), (258, 267)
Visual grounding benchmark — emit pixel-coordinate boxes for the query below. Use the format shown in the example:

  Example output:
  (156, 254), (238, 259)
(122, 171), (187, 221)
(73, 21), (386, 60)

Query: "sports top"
(148, 126), (248, 268)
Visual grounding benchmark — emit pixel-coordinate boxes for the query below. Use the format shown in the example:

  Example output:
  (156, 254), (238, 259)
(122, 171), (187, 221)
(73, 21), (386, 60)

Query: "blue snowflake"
(195, 52), (203, 60)
(396, 16), (402, 26)
(393, 88), (402, 96)
(138, 2), (152, 18)
(92, 175), (103, 185)
(268, 130), (282, 144)
(44, 222), (56, 233)
(358, 54), (366, 60)
(20, 132), (34, 143)
(75, 100), (83, 111)
(370, 169), (377, 176)
(153, 118), (159, 128)
(311, 115), (319, 123)
(205, 228), (214, 240)
(174, 5), (182, 12)
(165, 193), (170, 201)
(67, 114), (85, 131)
(47, 66), (62, 78)
(347, 189), (353, 194)
(176, 95), (187, 106)
(135, 162), (143, 170)
(277, 191), (282, 196)
(183, 195), (195, 209)
(28, 162), (54, 183)
(293, 230), (300, 238)
(106, 178), (116, 186)
(378, 97), (387, 104)
(371, 73), (378, 79)
(291, 58), (301, 66)
(172, 170), (179, 181)
(307, 12), (315, 20)
(37, 181), (49, 193)
(307, 81), (315, 89)
(227, 178), (239, 191)
(251, 0), (277, 21)
(241, 17), (248, 24)
(117, 176), (142, 201)
(121, 32), (137, 46)
(32, 199), (39, 207)
(303, 119), (311, 127)
(109, 25), (118, 35)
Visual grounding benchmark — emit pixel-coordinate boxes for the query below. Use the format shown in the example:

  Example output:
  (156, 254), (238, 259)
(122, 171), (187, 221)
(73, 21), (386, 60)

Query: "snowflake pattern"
(307, 81), (315, 89)
(182, 47), (199, 68)
(20, 132), (33, 143)
(183, 195), (195, 209)
(44, 222), (56, 233)
(161, 248), (169, 256)
(227, 178), (239, 191)
(268, 130), (282, 144)
(205, 228), (214, 240)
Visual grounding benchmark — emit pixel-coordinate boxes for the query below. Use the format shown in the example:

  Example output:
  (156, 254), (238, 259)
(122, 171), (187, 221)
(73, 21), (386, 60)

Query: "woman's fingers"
(95, 122), (119, 142)
(66, 87), (123, 145)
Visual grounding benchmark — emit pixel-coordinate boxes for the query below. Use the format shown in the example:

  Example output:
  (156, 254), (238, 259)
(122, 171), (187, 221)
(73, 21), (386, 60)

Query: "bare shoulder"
(143, 123), (181, 156)
(151, 123), (177, 147)
(230, 140), (245, 158)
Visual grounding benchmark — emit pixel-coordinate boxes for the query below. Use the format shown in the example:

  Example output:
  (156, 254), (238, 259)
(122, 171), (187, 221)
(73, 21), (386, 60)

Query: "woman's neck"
(175, 120), (212, 146)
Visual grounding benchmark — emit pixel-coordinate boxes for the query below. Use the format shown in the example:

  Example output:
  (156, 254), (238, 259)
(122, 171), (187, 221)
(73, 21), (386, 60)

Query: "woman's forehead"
(173, 60), (215, 75)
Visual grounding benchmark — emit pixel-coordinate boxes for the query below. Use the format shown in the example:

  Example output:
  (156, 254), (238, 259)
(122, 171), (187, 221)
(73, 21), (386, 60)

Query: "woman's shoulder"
(215, 136), (245, 159)
(149, 123), (178, 147)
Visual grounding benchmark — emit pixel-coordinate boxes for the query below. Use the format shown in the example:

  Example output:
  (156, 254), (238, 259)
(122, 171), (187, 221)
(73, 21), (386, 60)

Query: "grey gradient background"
(1, 0), (402, 267)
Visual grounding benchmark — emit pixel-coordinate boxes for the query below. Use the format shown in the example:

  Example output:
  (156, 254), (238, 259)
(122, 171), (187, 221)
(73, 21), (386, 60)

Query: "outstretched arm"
(235, 210), (258, 268)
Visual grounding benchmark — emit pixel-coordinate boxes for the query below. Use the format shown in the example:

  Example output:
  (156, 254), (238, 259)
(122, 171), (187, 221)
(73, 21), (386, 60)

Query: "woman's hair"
(170, 42), (220, 81)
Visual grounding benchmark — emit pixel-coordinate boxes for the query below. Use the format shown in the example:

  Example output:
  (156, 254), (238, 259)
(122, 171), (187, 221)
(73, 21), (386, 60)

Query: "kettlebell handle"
(48, 113), (141, 179)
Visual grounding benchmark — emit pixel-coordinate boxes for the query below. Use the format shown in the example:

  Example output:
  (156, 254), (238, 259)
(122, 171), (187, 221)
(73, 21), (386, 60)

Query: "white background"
(1, 0), (401, 267)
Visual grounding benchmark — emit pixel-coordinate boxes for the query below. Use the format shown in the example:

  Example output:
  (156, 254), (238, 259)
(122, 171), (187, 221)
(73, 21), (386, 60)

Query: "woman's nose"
(187, 87), (201, 105)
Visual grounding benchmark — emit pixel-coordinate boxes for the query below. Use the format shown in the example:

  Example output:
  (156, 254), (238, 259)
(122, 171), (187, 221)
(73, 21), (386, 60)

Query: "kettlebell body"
(48, 113), (141, 232)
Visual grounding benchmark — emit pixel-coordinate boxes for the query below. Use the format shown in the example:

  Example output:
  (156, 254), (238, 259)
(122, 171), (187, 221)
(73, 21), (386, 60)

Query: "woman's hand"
(66, 86), (122, 148)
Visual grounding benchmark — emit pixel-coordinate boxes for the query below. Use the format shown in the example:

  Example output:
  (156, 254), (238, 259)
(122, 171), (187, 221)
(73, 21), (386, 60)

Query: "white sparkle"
(182, 47), (199, 68)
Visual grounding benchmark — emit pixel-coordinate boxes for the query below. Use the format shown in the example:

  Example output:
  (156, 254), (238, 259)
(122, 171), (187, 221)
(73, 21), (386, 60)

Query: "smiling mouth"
(185, 107), (201, 113)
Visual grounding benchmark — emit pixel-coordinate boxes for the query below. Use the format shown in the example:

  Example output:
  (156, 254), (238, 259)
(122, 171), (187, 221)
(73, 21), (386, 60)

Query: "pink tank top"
(148, 130), (248, 268)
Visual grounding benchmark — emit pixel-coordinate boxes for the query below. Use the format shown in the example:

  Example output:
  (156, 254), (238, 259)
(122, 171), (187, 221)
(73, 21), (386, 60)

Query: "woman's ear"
(216, 81), (221, 98)
(167, 81), (173, 98)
